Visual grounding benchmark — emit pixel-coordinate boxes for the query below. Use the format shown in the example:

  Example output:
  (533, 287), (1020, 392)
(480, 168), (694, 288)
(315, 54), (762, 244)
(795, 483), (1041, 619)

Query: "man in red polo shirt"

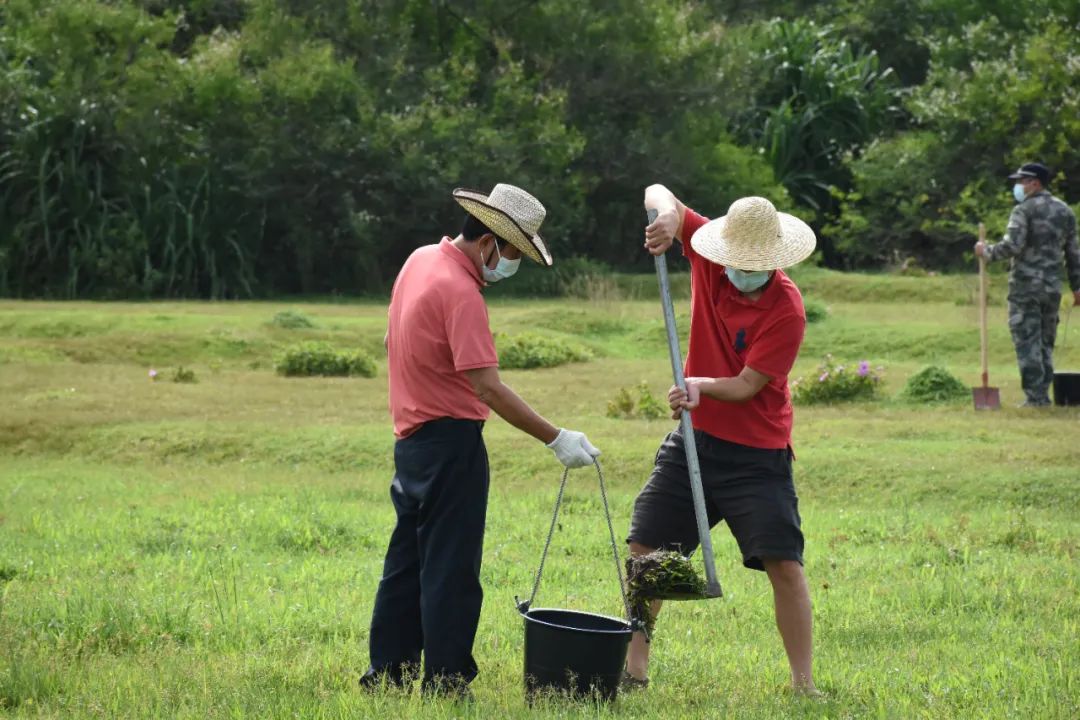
(363, 183), (600, 696)
(624, 184), (819, 695)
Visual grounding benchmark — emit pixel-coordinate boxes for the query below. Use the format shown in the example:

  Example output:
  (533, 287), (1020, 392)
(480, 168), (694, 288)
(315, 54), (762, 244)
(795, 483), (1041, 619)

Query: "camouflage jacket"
(988, 190), (1080, 297)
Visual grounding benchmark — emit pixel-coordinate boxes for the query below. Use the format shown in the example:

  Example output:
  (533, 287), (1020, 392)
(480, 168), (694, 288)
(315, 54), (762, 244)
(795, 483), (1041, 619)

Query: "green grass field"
(1, 270), (1078, 719)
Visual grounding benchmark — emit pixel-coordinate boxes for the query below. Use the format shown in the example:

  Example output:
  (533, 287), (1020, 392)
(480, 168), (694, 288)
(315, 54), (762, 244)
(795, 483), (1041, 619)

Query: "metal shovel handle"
(647, 209), (722, 598)
(978, 222), (990, 387)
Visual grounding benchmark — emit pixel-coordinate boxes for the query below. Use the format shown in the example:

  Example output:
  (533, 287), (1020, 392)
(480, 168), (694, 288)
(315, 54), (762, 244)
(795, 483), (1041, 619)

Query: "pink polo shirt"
(386, 238), (498, 438)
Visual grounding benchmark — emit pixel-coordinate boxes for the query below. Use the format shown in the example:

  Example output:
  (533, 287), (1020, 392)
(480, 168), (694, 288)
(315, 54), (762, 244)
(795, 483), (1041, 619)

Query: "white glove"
(546, 428), (601, 468)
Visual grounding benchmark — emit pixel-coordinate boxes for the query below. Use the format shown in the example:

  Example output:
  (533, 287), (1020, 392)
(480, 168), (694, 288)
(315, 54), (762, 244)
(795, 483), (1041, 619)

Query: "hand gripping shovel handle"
(647, 209), (722, 598)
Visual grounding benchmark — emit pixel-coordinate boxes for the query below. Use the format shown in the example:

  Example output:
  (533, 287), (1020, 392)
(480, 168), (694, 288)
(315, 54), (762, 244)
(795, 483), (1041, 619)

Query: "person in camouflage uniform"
(975, 162), (1080, 406)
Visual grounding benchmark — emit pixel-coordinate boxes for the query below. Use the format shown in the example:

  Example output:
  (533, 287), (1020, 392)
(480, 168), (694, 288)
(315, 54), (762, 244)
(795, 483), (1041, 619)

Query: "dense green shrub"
(496, 333), (591, 370)
(270, 310), (317, 329)
(793, 355), (882, 404)
(274, 343), (375, 378)
(171, 366), (197, 384)
(607, 382), (666, 420)
(727, 18), (900, 223)
(804, 297), (829, 323)
(901, 365), (969, 403)
(2, 0), (1078, 296)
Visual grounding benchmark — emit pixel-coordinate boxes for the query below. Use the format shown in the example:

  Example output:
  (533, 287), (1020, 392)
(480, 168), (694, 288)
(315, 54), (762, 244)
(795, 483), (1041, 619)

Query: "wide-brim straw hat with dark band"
(690, 196), (816, 271)
(453, 184), (553, 266)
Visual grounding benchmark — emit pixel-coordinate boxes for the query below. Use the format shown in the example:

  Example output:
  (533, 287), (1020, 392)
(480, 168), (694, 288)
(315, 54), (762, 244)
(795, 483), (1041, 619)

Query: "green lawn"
(1, 275), (1078, 719)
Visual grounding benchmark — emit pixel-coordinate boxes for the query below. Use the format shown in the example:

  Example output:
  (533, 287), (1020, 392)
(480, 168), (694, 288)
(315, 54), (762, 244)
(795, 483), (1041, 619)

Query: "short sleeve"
(444, 292), (498, 371)
(745, 313), (805, 380)
(680, 207), (711, 263)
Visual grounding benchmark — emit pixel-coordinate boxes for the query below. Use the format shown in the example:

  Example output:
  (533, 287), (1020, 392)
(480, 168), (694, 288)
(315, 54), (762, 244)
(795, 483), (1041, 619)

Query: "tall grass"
(0, 296), (1077, 718)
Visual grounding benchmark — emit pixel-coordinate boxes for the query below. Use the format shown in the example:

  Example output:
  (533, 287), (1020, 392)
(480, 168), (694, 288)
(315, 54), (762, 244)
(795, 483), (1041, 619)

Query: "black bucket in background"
(1053, 372), (1080, 406)
(521, 607), (632, 701)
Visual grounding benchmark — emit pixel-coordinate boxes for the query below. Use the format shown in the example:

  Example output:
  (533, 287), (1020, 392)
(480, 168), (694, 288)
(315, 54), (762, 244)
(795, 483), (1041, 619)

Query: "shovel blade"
(972, 386), (1000, 410)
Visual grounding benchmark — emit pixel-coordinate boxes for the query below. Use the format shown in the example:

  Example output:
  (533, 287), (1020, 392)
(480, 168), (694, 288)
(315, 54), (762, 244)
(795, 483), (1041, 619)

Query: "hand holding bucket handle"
(646, 209), (722, 598)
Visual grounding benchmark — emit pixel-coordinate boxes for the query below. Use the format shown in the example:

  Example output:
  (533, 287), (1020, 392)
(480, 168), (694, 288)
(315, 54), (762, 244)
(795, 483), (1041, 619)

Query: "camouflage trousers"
(1008, 292), (1061, 405)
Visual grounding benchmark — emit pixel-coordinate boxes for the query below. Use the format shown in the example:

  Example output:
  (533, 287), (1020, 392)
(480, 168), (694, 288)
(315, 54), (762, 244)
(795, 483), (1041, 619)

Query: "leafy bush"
(496, 333), (591, 370)
(607, 387), (635, 419)
(804, 297), (829, 323)
(901, 365), (969, 403)
(636, 383), (666, 420)
(270, 310), (317, 329)
(171, 366), (197, 384)
(607, 382), (667, 420)
(792, 355), (882, 404)
(274, 342), (375, 378)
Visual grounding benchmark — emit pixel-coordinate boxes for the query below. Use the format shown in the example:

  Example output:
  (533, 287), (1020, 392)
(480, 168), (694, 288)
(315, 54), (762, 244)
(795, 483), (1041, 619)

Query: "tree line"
(1, 0), (1077, 298)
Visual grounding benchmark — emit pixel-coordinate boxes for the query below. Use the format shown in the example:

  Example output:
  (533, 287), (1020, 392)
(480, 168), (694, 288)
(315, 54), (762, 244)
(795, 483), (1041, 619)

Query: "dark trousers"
(1008, 292), (1060, 404)
(368, 418), (489, 687)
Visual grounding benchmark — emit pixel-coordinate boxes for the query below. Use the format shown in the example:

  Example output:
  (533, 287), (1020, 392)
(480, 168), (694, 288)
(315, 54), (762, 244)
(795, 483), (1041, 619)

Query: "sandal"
(620, 671), (649, 691)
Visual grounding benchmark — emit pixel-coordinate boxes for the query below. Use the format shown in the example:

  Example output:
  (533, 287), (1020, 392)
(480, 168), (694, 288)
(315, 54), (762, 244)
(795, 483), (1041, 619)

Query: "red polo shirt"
(386, 238), (498, 438)
(680, 207), (806, 450)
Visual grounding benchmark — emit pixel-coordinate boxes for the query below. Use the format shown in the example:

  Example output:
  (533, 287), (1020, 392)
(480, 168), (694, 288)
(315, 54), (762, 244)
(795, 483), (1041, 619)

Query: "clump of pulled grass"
(625, 550), (706, 637)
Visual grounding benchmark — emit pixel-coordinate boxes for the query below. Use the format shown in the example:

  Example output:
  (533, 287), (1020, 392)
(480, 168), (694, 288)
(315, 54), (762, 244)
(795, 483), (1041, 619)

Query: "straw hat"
(690, 196), (816, 271)
(453, 184), (553, 266)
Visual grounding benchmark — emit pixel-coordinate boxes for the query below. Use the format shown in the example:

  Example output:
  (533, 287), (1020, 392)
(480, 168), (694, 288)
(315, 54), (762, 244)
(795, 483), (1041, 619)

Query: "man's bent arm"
(465, 366), (559, 444)
(988, 206), (1029, 261)
(698, 366), (772, 404)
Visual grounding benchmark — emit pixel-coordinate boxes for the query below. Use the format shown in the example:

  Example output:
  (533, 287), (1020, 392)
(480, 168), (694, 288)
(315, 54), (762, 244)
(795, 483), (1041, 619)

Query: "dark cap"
(1008, 162), (1051, 185)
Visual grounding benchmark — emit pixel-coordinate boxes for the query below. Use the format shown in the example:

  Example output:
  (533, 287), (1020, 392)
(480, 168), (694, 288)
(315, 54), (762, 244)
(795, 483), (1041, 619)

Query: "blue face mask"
(726, 267), (771, 293)
(481, 240), (520, 283)
(1012, 184), (1027, 203)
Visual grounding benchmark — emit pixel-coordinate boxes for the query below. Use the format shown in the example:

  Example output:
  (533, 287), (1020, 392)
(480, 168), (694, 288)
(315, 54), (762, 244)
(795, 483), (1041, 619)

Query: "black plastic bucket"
(521, 607), (632, 700)
(1053, 372), (1080, 406)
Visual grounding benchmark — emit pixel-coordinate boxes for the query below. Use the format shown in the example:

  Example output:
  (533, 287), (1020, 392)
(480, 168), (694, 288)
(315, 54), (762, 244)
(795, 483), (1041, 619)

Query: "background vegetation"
(2, 0), (1078, 298)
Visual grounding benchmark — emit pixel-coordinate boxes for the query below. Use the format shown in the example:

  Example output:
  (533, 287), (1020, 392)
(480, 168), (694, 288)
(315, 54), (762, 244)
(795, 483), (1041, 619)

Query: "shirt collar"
(439, 237), (484, 288)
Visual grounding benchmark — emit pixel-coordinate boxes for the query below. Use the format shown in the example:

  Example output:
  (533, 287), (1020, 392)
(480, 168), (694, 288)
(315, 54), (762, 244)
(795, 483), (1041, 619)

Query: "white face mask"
(1012, 183), (1027, 203)
(726, 267), (771, 293)
(480, 240), (521, 283)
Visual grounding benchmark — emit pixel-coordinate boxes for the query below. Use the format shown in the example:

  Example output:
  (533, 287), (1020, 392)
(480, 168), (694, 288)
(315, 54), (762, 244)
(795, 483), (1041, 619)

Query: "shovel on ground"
(638, 209), (722, 600)
(973, 222), (1001, 410)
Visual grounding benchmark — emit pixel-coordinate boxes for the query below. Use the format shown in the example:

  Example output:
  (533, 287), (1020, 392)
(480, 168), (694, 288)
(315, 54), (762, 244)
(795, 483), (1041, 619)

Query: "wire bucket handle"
(516, 461), (641, 630)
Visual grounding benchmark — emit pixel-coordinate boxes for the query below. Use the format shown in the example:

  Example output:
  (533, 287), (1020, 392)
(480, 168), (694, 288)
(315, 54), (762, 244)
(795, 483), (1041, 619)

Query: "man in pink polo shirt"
(362, 184), (600, 695)
(623, 184), (820, 695)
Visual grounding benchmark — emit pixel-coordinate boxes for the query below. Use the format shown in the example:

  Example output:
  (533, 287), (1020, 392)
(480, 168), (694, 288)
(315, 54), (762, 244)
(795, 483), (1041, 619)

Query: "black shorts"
(627, 428), (803, 571)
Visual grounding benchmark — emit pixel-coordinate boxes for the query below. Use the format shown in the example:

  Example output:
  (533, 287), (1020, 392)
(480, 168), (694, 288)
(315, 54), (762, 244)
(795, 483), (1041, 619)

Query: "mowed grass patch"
(1, 290), (1078, 719)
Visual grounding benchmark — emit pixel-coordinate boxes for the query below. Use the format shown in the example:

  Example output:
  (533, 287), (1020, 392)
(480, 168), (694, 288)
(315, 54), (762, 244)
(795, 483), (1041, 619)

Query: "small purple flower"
(858, 361), (870, 377)
(148, 368), (158, 380)
(818, 372), (829, 383)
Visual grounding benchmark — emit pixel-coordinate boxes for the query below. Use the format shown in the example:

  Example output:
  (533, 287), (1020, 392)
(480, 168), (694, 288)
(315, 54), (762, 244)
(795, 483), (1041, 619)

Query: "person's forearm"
(990, 219), (1027, 261)
(644, 184), (678, 216)
(481, 382), (559, 444)
(698, 376), (759, 404)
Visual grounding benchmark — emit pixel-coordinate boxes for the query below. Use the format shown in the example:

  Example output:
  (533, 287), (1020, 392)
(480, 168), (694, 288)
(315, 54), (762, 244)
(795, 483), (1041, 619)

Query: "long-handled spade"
(973, 222), (1001, 410)
(631, 209), (723, 604)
